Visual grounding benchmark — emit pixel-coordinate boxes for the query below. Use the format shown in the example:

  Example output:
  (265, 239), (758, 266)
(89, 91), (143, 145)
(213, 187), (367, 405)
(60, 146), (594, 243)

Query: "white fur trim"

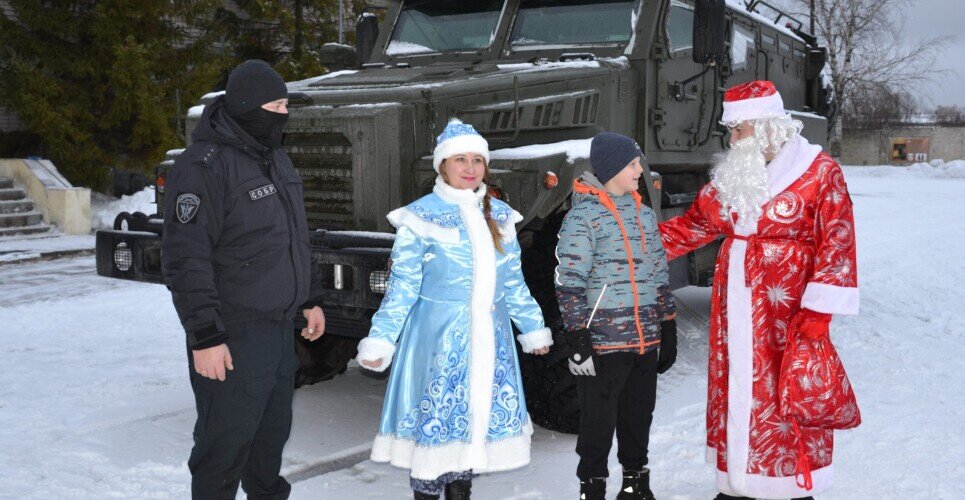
(767, 135), (823, 198)
(386, 207), (460, 245)
(716, 464), (833, 499)
(725, 237), (756, 498)
(802, 282), (860, 315)
(433, 175), (486, 207)
(371, 420), (534, 480)
(516, 327), (553, 353)
(459, 189), (499, 473)
(433, 134), (491, 173)
(355, 337), (396, 373)
(721, 92), (786, 124)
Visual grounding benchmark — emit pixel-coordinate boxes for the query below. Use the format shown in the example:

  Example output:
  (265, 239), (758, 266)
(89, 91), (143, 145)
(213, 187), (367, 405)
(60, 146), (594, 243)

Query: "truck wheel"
(294, 333), (359, 387)
(518, 211), (580, 434)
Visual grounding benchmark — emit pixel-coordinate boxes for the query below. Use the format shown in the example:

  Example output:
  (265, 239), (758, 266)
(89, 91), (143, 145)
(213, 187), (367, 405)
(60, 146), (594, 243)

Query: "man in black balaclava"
(162, 59), (326, 500)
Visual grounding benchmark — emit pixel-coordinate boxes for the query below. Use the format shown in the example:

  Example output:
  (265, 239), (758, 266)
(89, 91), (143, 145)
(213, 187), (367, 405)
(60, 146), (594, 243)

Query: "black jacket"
(161, 96), (321, 349)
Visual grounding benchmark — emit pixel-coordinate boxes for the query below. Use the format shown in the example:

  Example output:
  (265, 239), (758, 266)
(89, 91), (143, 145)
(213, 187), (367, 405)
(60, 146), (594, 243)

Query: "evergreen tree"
(217, 0), (368, 80)
(0, 1), (230, 189)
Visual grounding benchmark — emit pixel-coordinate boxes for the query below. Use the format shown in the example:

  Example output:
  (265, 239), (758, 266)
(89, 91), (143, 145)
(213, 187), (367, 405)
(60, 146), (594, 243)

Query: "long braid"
(482, 190), (505, 254)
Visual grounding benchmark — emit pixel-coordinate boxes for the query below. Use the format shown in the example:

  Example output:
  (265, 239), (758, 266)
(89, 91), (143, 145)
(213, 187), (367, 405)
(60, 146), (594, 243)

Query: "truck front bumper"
(95, 227), (393, 339)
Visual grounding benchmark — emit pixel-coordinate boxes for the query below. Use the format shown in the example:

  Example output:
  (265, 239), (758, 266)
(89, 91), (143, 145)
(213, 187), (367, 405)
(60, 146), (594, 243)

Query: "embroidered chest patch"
(248, 184), (277, 201)
(176, 193), (200, 223)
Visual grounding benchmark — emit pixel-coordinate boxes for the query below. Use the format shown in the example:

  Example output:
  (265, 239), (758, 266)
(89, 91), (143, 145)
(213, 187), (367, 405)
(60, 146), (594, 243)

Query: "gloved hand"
(657, 318), (677, 374)
(790, 309), (832, 339)
(567, 328), (597, 376)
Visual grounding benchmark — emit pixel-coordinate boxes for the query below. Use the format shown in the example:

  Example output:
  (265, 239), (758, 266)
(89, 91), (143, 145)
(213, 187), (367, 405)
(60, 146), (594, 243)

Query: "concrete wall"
(841, 125), (965, 166)
(0, 158), (91, 234)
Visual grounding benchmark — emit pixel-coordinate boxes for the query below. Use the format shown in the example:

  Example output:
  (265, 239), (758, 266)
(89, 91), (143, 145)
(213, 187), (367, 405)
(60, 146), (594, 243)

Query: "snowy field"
(1, 164), (963, 499)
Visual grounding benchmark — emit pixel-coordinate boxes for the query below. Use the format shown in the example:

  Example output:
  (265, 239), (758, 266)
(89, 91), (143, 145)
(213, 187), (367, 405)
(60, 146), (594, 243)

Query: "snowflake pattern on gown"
(488, 318), (523, 440)
(396, 323), (472, 445)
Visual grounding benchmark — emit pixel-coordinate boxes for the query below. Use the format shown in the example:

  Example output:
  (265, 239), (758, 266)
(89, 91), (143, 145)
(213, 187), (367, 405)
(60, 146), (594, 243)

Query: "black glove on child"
(657, 318), (677, 374)
(568, 328), (597, 376)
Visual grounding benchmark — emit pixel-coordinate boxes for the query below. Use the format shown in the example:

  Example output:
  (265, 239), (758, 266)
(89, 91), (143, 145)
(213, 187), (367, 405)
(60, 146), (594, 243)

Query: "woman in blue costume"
(355, 119), (553, 499)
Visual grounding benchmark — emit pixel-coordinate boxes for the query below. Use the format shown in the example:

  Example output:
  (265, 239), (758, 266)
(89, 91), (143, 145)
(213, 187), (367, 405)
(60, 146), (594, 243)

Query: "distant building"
(841, 122), (965, 166)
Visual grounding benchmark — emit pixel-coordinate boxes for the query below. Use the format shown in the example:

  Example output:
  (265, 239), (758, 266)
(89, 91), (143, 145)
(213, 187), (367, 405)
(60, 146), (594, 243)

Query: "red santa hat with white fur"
(721, 80), (787, 124)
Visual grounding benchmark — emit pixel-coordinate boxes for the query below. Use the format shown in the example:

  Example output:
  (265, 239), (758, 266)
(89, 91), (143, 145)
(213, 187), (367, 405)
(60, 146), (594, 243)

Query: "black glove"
(657, 318), (677, 374)
(568, 328), (597, 376)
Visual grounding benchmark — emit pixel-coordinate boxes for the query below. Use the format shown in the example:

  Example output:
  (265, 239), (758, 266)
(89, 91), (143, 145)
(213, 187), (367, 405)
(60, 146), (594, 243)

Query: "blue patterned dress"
(355, 176), (552, 481)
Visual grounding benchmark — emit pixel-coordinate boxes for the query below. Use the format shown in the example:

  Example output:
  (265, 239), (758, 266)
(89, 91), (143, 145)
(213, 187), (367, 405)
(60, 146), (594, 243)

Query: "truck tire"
(518, 211), (580, 434)
(294, 333), (359, 387)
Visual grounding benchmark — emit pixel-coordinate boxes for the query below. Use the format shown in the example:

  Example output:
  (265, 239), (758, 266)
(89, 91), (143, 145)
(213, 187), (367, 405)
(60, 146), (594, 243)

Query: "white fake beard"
(711, 136), (771, 223)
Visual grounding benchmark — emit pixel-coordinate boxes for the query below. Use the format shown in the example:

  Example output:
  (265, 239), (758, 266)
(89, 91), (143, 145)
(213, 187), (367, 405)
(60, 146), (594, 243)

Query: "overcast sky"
(898, 0), (963, 108)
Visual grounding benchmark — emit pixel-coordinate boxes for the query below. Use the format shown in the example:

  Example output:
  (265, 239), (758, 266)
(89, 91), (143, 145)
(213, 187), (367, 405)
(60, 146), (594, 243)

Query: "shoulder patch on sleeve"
(176, 193), (201, 223)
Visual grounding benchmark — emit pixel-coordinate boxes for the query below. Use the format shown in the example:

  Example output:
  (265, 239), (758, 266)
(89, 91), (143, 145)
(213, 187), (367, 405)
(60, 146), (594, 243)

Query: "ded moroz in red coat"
(659, 135), (859, 499)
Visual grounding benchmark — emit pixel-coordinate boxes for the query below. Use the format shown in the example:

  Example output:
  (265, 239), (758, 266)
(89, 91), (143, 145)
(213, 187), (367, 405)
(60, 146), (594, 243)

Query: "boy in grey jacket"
(555, 132), (677, 500)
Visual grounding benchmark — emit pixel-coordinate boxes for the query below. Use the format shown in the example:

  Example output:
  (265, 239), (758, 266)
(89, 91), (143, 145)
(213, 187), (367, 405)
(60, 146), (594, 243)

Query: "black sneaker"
(579, 477), (606, 500)
(616, 468), (655, 500)
(413, 491), (440, 500)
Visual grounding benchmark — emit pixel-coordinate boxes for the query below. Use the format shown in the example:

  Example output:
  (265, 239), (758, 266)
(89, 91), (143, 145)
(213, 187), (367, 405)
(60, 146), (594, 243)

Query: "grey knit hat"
(589, 132), (645, 184)
(225, 60), (288, 117)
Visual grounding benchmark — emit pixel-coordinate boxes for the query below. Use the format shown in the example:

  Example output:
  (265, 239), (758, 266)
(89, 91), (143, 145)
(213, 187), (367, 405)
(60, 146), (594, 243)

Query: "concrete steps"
(0, 200), (34, 214)
(0, 178), (51, 237)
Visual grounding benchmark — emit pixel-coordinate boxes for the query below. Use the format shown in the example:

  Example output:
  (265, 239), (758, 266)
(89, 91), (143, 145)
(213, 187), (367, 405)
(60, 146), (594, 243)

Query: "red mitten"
(792, 309), (832, 339)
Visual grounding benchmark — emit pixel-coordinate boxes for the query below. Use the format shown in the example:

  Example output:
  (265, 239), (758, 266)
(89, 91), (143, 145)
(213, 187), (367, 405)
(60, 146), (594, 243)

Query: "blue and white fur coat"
(356, 176), (553, 480)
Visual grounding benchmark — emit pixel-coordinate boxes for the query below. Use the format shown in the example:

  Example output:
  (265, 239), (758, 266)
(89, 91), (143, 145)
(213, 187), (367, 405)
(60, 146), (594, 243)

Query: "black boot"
(444, 478), (472, 500)
(714, 494), (753, 500)
(414, 491), (440, 500)
(616, 468), (655, 500)
(579, 477), (606, 500)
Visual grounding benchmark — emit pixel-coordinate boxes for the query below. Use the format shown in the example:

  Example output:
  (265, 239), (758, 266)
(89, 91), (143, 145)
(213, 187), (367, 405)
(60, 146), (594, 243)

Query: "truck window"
(387, 0), (506, 55)
(509, 0), (642, 48)
(731, 23), (756, 71)
(667, 1), (694, 52)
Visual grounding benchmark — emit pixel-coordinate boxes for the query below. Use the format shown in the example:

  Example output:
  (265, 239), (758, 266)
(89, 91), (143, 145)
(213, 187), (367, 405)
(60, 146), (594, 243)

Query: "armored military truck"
(96, 0), (833, 433)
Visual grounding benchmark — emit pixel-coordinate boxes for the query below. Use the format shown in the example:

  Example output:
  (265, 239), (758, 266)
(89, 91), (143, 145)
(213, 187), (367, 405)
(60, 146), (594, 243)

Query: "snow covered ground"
(1, 165), (963, 499)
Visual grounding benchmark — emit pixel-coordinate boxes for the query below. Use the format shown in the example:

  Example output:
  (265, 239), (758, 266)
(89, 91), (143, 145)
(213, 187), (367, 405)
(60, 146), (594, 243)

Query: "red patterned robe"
(659, 136), (859, 498)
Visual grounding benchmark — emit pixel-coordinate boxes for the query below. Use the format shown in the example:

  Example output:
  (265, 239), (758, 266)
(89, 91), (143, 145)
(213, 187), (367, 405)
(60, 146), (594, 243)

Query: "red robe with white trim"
(659, 136), (858, 499)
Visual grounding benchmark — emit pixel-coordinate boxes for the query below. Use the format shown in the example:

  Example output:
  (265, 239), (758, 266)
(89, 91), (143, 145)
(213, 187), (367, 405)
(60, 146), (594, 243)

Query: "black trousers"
(575, 350), (659, 480)
(186, 317), (299, 500)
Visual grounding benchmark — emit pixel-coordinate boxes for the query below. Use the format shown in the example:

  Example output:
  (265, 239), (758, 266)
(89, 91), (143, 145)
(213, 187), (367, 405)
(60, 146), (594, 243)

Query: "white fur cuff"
(516, 327), (553, 353)
(356, 337), (397, 372)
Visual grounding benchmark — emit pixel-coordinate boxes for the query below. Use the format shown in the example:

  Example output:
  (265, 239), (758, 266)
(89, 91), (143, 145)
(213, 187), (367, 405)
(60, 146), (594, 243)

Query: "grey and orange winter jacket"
(554, 172), (675, 355)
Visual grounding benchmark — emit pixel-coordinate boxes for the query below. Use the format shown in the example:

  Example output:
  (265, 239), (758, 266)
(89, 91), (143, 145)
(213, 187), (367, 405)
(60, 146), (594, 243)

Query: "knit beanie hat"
(589, 132), (645, 184)
(433, 119), (490, 173)
(225, 60), (288, 117)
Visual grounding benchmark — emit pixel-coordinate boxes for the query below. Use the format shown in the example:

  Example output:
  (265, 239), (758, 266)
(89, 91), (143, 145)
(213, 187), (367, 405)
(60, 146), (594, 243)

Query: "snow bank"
(90, 188), (157, 231)
(843, 160), (965, 179)
(490, 139), (593, 164)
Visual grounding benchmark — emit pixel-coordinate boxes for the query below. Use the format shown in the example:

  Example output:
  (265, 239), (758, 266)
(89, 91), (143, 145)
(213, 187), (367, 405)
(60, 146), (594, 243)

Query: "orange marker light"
(543, 171), (559, 189)
(156, 175), (166, 193)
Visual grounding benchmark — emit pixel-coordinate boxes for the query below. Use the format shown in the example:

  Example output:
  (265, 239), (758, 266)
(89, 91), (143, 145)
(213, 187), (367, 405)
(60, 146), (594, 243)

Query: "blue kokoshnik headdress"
(433, 118), (490, 173)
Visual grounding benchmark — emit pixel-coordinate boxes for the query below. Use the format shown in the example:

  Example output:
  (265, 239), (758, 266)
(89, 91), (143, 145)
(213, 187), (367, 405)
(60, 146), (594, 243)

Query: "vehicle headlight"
(114, 242), (133, 272)
(369, 269), (389, 294)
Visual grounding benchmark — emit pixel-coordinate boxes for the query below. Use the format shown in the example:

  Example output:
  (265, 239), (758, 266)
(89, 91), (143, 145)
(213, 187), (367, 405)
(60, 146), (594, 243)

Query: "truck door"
(652, 0), (716, 152)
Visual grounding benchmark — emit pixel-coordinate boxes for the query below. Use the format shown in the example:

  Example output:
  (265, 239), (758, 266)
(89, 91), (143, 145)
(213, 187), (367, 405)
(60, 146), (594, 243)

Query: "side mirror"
(318, 43), (358, 72)
(356, 12), (380, 66)
(693, 0), (726, 65)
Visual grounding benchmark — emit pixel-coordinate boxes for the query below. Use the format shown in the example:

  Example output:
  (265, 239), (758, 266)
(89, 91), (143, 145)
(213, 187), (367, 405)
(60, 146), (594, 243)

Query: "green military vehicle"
(96, 0), (833, 433)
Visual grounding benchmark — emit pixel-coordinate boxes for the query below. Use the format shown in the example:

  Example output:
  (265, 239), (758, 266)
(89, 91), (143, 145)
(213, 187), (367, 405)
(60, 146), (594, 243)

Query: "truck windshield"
(387, 0), (506, 56)
(509, 0), (641, 48)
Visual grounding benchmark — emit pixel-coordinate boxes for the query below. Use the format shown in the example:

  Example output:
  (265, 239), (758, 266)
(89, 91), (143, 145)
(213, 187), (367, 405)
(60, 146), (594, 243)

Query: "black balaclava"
(224, 59), (289, 149)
